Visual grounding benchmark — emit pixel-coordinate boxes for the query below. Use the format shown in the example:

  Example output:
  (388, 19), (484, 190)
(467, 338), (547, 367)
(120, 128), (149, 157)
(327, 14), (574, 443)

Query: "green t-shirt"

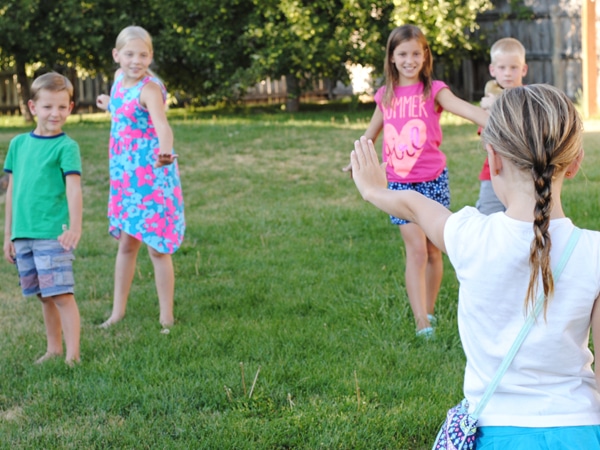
(3, 132), (82, 240)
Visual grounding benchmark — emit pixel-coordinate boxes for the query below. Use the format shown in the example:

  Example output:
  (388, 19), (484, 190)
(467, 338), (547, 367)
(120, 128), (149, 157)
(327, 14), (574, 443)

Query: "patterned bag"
(432, 399), (477, 450)
(431, 228), (581, 450)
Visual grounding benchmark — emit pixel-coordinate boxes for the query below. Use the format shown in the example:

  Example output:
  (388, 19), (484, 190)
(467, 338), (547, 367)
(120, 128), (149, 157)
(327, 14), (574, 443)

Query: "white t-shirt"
(444, 207), (600, 427)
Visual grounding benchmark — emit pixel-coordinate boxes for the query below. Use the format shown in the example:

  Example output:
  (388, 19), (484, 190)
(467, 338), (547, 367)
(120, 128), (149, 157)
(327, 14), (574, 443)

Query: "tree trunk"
(285, 74), (300, 112)
(15, 60), (33, 122)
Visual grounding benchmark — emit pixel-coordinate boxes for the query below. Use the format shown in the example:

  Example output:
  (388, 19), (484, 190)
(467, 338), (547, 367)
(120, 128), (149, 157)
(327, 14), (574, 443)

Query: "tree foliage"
(243, 0), (394, 110)
(391, 0), (492, 61)
(0, 0), (493, 113)
(241, 0), (491, 109)
(0, 0), (101, 119)
(150, 0), (253, 106)
(0, 0), (161, 118)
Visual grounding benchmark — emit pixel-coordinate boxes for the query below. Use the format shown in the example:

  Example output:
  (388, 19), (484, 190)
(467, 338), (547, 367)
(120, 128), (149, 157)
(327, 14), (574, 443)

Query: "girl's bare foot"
(99, 316), (122, 329)
(160, 319), (174, 335)
(34, 352), (61, 364)
(65, 357), (81, 367)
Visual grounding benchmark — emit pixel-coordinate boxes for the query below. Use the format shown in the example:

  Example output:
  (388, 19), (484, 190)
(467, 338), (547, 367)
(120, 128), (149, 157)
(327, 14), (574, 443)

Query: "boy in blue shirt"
(3, 72), (82, 365)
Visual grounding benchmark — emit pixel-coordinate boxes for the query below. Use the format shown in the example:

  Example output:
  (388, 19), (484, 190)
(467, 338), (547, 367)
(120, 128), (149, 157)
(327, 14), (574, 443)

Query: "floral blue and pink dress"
(107, 73), (185, 254)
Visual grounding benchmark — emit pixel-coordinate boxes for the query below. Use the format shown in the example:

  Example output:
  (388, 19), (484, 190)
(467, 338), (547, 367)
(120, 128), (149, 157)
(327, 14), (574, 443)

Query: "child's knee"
(119, 234), (142, 254)
(147, 246), (169, 259)
(38, 294), (52, 304)
(407, 245), (429, 266)
(426, 243), (443, 261)
(47, 293), (76, 308)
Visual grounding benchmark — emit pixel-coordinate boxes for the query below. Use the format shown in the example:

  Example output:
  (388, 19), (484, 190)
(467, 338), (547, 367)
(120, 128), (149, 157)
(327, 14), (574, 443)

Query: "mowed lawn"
(0, 104), (599, 449)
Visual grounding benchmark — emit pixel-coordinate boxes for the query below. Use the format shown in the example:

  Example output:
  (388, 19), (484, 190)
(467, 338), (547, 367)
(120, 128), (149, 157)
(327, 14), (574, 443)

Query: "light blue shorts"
(476, 425), (600, 450)
(13, 239), (75, 298)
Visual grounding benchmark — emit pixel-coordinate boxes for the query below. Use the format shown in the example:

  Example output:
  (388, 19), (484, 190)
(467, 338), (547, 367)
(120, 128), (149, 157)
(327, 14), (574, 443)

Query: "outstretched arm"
(363, 107), (384, 142)
(142, 82), (178, 168)
(3, 174), (15, 263)
(96, 69), (121, 112)
(96, 94), (110, 111)
(350, 136), (451, 253)
(436, 88), (489, 128)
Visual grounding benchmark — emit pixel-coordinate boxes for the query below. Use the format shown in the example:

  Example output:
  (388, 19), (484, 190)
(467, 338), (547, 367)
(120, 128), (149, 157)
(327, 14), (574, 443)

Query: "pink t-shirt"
(374, 80), (448, 183)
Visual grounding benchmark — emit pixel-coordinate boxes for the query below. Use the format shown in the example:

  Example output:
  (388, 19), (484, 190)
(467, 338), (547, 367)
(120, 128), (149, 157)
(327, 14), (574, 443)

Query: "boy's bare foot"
(34, 352), (61, 364)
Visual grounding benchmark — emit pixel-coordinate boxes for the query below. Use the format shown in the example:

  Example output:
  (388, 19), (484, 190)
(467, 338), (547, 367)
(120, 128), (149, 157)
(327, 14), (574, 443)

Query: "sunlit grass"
(0, 104), (598, 449)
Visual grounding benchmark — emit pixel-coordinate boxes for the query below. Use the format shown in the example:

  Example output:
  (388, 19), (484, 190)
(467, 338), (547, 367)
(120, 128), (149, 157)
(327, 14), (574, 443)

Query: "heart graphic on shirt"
(383, 119), (427, 178)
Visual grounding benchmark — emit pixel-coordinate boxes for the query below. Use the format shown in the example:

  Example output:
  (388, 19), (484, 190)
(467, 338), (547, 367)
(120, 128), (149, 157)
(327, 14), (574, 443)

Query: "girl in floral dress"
(96, 26), (185, 331)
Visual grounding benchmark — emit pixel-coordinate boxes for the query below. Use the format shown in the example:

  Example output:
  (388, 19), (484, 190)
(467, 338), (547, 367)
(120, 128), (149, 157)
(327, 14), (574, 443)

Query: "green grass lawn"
(0, 103), (599, 449)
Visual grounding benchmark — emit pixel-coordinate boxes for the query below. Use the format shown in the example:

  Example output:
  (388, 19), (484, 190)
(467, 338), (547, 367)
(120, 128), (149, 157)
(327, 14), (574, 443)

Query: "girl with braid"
(349, 84), (600, 448)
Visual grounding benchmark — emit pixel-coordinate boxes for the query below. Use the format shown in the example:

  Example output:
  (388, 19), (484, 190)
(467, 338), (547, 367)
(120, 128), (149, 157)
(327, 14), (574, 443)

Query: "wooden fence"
(0, 71), (110, 114)
(0, 72), (20, 113)
(0, 72), (354, 113)
(243, 77), (353, 104)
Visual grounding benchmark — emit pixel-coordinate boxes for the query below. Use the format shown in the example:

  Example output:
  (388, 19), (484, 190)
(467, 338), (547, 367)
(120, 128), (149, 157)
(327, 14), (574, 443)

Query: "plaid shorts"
(13, 239), (75, 297)
(388, 167), (450, 226)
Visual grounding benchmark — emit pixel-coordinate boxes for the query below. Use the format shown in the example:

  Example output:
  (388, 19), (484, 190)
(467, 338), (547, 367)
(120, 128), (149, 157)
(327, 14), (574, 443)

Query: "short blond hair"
(490, 37), (526, 64)
(30, 72), (73, 102)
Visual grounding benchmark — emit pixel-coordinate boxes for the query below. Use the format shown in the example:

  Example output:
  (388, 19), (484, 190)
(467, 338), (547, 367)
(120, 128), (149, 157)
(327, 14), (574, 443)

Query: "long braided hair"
(480, 84), (583, 315)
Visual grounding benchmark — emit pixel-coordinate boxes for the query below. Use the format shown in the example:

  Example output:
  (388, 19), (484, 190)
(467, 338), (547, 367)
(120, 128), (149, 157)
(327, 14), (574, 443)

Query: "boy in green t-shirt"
(3, 72), (82, 365)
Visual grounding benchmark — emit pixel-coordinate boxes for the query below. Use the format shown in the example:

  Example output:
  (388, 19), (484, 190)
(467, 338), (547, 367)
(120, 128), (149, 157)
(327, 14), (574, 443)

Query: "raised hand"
(350, 136), (387, 200)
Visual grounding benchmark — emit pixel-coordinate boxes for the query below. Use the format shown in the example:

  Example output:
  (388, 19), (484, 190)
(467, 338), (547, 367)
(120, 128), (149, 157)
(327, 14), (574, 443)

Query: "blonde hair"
(382, 25), (433, 107)
(481, 85), (583, 316)
(490, 37), (526, 64)
(115, 25), (158, 78)
(30, 72), (73, 102)
(116, 25), (153, 53)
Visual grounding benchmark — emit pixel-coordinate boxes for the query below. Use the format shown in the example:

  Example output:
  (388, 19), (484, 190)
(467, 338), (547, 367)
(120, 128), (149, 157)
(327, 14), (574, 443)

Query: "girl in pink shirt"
(353, 25), (488, 337)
